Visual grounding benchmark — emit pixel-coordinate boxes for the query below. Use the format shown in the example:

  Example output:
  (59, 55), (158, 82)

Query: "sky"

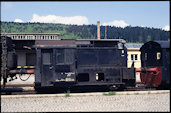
(1, 1), (170, 31)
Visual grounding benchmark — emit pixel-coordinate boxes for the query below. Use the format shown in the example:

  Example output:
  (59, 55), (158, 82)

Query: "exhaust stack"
(97, 21), (100, 40)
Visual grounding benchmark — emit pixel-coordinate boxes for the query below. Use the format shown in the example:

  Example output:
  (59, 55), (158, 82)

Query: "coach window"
(157, 52), (161, 60)
(145, 53), (147, 61)
(56, 49), (64, 64)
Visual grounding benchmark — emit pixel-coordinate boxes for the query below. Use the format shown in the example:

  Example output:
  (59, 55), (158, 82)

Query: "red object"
(26, 70), (35, 74)
(137, 68), (162, 87)
(136, 68), (141, 72)
(9, 69), (35, 74)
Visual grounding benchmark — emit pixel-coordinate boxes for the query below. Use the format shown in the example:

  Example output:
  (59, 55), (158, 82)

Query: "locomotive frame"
(34, 39), (136, 91)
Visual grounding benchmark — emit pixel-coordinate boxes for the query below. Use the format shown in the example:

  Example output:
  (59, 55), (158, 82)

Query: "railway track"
(1, 83), (156, 95)
(1, 87), (36, 95)
(1, 84), (34, 87)
(124, 86), (156, 91)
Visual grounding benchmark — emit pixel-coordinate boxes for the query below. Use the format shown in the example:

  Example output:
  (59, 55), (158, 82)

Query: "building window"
(131, 55), (134, 60)
(131, 54), (138, 61)
(134, 55), (138, 60)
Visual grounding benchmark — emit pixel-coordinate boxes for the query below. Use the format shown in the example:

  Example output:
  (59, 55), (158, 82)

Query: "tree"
(146, 35), (151, 42)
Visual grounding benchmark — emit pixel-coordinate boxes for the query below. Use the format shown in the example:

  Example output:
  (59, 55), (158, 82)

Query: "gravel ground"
(1, 93), (170, 112)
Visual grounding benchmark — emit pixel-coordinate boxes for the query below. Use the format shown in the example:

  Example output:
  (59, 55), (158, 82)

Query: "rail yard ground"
(1, 74), (170, 112)
(1, 90), (170, 112)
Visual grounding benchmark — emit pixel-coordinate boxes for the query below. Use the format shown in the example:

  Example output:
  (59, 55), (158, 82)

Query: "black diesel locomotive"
(34, 39), (135, 91)
(136, 40), (170, 89)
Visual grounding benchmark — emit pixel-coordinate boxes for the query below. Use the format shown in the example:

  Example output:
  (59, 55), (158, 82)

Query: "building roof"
(68, 39), (126, 43)
(1, 33), (60, 35)
(1, 33), (60, 40)
(125, 43), (143, 50)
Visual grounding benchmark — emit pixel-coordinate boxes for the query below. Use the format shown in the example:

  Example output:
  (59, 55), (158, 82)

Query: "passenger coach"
(137, 40), (170, 88)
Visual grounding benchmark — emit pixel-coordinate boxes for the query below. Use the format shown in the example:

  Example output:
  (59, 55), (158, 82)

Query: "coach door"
(41, 49), (54, 86)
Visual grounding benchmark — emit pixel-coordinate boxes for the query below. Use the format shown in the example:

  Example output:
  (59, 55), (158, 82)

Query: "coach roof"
(153, 40), (170, 49)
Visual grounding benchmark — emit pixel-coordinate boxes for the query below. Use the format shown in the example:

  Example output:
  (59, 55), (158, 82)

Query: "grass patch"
(135, 92), (139, 95)
(103, 91), (116, 96)
(147, 88), (151, 94)
(65, 90), (70, 97)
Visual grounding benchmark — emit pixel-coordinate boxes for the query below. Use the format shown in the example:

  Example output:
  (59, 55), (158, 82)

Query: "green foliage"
(146, 35), (152, 42)
(103, 91), (116, 96)
(65, 90), (70, 97)
(1, 22), (170, 43)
